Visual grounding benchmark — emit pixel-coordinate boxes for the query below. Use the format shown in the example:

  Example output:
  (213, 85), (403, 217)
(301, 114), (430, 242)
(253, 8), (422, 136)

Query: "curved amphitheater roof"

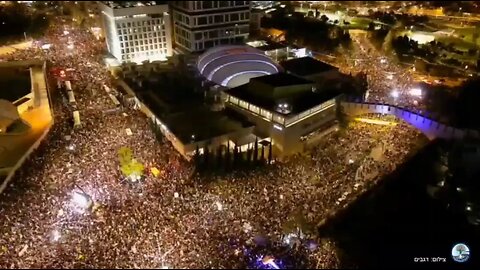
(197, 45), (281, 88)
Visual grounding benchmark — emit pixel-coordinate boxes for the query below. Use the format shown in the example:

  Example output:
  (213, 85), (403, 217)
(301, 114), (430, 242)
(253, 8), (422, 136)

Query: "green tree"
(261, 144), (265, 163)
(225, 142), (231, 171)
(268, 142), (273, 164)
(337, 104), (350, 130)
(120, 159), (144, 180)
(253, 137), (259, 163)
(233, 144), (239, 168)
(204, 145), (210, 170)
(194, 144), (200, 169)
(118, 147), (133, 165)
(118, 147), (144, 179)
(216, 146), (223, 170)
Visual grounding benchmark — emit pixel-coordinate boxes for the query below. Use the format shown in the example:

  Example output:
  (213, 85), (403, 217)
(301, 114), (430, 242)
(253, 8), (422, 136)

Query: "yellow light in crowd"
(354, 118), (398, 126)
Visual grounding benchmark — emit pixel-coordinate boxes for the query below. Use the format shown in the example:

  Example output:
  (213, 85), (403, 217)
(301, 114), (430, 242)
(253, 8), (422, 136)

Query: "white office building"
(171, 1), (251, 53)
(99, 1), (173, 64)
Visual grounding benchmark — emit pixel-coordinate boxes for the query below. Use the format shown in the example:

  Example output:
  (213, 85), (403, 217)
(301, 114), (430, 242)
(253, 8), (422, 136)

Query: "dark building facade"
(171, 1), (251, 53)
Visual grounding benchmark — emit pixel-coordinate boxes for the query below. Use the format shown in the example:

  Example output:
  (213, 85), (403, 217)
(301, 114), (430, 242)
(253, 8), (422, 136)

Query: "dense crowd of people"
(0, 17), (426, 269)
(334, 33), (426, 113)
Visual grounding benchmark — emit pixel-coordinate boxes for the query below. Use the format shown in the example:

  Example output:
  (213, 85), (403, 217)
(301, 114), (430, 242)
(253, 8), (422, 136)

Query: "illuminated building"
(0, 100), (21, 134)
(224, 72), (340, 156)
(171, 1), (251, 53)
(98, 1), (173, 64)
(247, 40), (311, 62)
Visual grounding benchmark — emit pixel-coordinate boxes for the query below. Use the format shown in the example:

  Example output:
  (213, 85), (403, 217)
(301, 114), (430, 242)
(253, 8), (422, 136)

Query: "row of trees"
(0, 2), (50, 43)
(261, 9), (351, 53)
(148, 118), (274, 174)
(193, 138), (273, 173)
(391, 35), (438, 62)
(118, 147), (145, 181)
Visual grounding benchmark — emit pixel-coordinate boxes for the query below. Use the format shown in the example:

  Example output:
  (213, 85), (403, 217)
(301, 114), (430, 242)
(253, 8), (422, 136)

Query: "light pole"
(231, 24), (238, 45)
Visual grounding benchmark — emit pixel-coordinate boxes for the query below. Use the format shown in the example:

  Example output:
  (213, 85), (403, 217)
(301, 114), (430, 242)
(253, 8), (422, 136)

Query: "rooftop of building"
(0, 65), (31, 103)
(251, 72), (313, 88)
(281, 57), (338, 77)
(227, 73), (341, 116)
(101, 1), (166, 9)
(118, 64), (254, 144)
(163, 107), (254, 145)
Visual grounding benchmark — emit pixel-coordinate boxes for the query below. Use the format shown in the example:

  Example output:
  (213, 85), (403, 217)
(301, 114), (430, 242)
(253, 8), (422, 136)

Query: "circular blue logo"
(451, 243), (470, 263)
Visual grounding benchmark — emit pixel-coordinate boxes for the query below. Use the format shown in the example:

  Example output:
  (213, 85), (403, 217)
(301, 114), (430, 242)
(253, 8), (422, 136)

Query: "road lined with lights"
(325, 32), (426, 113)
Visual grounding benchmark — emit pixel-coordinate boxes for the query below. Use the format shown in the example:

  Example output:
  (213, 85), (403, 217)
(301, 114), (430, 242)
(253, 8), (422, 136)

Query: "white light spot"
(391, 90), (399, 99)
(72, 192), (90, 208)
(51, 230), (61, 242)
(215, 201), (223, 211)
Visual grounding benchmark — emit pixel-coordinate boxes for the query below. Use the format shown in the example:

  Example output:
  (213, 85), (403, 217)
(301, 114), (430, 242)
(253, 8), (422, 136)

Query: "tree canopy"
(0, 2), (50, 42)
(118, 147), (144, 180)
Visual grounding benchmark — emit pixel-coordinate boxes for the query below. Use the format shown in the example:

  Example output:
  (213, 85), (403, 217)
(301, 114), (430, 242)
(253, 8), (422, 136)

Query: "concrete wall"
(118, 80), (254, 160)
(15, 93), (34, 115)
(340, 101), (480, 140)
(281, 105), (336, 155)
(227, 101), (337, 156)
(0, 123), (52, 194)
